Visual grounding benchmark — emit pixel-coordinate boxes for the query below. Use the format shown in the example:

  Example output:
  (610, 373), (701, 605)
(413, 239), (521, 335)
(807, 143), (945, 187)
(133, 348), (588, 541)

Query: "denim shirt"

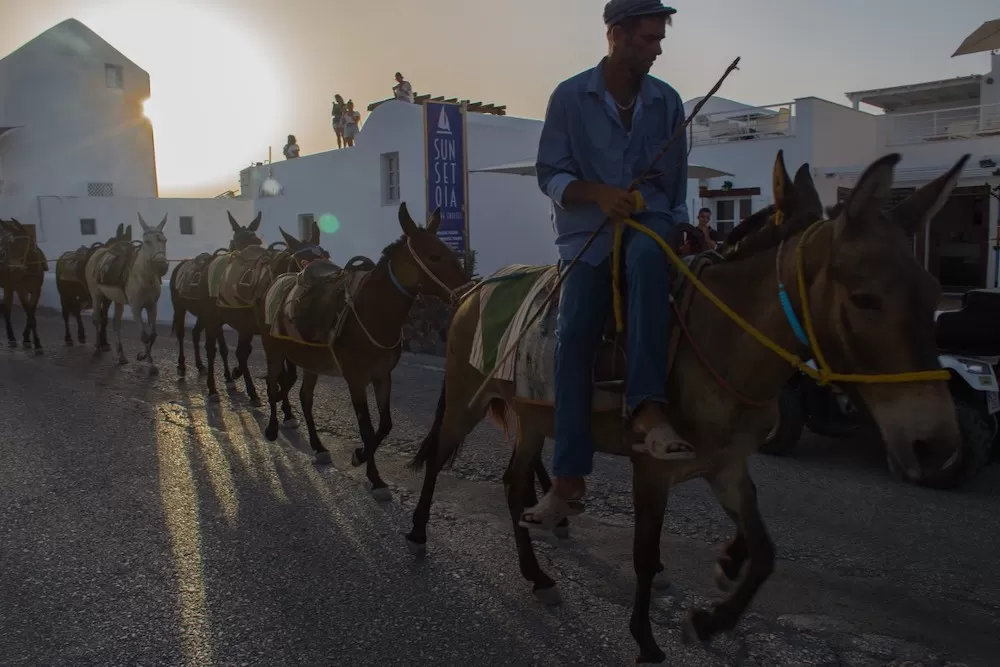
(536, 58), (689, 265)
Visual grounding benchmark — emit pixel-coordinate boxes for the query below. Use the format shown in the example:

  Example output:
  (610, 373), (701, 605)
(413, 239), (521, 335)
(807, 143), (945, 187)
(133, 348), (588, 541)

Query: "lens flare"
(318, 213), (341, 234)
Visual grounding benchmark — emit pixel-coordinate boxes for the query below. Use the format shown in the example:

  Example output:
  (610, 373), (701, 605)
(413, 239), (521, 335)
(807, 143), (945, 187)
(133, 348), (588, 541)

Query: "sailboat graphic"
(436, 106), (453, 135)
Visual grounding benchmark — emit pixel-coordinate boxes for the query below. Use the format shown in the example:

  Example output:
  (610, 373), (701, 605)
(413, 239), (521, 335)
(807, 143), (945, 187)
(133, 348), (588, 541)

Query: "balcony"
(690, 102), (796, 146)
(883, 102), (1000, 145)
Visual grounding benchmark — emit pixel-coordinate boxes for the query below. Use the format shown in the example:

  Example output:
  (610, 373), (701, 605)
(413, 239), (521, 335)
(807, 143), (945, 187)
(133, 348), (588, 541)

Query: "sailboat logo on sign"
(436, 106), (452, 135)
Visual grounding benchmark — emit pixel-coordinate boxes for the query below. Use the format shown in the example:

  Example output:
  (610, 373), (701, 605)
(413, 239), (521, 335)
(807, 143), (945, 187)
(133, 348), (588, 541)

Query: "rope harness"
(611, 192), (950, 391)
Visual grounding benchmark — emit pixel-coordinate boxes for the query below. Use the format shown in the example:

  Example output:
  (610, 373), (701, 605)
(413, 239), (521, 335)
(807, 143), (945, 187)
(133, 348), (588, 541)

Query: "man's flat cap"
(603, 0), (677, 26)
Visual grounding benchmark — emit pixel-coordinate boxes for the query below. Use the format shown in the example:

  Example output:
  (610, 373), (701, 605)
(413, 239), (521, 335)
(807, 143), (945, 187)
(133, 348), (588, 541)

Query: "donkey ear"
(248, 211), (262, 232)
(398, 202), (419, 237)
(227, 211), (241, 233)
(116, 223), (124, 238)
(426, 207), (441, 235)
(891, 154), (969, 236)
(836, 153), (901, 238)
(157, 215), (167, 232)
(772, 150), (796, 213)
(310, 221), (321, 245)
(792, 163), (823, 219)
(279, 226), (302, 252)
(125, 225), (134, 242)
(137, 213), (150, 233)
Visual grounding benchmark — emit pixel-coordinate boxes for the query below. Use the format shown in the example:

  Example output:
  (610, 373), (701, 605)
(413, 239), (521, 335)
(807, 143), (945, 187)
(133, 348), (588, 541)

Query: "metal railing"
(690, 102), (796, 146)
(884, 102), (1000, 145)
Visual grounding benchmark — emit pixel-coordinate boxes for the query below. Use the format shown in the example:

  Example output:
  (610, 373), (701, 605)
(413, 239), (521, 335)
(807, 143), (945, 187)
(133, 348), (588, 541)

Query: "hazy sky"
(1, 0), (997, 197)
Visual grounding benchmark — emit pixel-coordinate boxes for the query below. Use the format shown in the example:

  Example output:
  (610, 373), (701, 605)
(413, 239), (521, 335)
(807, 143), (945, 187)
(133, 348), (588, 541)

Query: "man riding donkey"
(522, 0), (693, 530)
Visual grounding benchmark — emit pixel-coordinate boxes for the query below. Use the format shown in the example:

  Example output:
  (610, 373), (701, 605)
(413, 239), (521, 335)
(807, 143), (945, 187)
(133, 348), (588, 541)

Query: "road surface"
(1, 313), (997, 666)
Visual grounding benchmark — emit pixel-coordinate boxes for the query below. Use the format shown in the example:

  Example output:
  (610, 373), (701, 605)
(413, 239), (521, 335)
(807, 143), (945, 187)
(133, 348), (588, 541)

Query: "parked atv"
(762, 288), (1000, 489)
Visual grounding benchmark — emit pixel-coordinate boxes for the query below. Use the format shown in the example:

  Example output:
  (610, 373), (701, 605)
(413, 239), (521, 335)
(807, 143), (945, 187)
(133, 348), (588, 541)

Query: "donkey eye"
(849, 292), (882, 311)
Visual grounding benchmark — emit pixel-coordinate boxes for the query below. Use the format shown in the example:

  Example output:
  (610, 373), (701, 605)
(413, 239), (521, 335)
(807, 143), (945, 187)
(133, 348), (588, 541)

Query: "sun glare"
(81, 2), (283, 194)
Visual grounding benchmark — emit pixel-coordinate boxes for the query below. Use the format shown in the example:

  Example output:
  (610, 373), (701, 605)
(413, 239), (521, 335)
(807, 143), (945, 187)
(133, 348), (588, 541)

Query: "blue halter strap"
(387, 261), (413, 299)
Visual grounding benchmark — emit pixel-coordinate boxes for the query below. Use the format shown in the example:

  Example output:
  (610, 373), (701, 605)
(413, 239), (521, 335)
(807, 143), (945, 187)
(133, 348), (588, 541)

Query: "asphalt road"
(1, 312), (998, 666)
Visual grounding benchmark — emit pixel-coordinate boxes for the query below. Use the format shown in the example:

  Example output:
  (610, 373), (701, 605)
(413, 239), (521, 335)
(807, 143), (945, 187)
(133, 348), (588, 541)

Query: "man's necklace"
(614, 96), (636, 111)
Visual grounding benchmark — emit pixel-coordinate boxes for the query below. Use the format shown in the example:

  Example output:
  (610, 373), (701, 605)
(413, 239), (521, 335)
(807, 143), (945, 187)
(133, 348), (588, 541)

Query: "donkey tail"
(168, 262), (185, 337)
(409, 377), (448, 472)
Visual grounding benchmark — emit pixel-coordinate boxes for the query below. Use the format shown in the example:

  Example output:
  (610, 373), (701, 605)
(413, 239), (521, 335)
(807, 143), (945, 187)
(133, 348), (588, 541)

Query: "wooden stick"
(466, 57), (742, 409)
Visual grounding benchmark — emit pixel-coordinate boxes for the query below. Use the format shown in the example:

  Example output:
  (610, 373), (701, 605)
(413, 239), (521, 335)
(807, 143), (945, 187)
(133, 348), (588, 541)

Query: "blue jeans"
(552, 223), (671, 478)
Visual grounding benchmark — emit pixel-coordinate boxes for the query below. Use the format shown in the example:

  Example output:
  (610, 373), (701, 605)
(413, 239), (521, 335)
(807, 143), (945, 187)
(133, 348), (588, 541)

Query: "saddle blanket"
(264, 268), (368, 345)
(209, 247), (271, 307)
(57, 247), (92, 284)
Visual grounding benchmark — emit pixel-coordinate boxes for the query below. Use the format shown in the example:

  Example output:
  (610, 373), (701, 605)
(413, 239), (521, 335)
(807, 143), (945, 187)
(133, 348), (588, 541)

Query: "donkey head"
(227, 210), (264, 252)
(278, 219), (330, 269)
(388, 202), (471, 301)
(137, 213), (170, 277)
(802, 153), (970, 484)
(0, 218), (36, 275)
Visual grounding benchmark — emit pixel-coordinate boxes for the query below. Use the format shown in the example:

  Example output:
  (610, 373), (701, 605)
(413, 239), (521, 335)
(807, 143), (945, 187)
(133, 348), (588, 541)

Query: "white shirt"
(393, 80), (414, 103)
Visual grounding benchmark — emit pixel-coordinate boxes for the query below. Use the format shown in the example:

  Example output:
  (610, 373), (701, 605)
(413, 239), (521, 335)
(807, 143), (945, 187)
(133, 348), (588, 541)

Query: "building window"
(105, 64), (124, 89)
(87, 182), (113, 197)
(381, 151), (400, 206)
(80, 218), (97, 236)
(179, 216), (194, 235)
(297, 213), (315, 241)
(714, 197), (753, 238)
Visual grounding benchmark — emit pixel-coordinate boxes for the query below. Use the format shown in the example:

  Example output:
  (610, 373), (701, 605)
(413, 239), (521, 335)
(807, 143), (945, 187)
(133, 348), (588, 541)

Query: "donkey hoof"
(282, 418), (299, 430)
(681, 608), (712, 645)
(136, 352), (146, 361)
(225, 379), (237, 388)
(636, 648), (667, 666)
(22, 341), (30, 349)
(177, 367), (186, 379)
(34, 348), (44, 357)
(314, 451), (332, 465)
(532, 584), (561, 606)
(405, 537), (426, 558)
(8, 341), (17, 348)
(370, 486), (392, 503)
(65, 339), (74, 347)
(117, 357), (128, 366)
(552, 524), (571, 539)
(207, 393), (221, 404)
(148, 366), (159, 377)
(652, 570), (671, 591)
(101, 344), (111, 352)
(350, 448), (366, 467)
(264, 425), (279, 442)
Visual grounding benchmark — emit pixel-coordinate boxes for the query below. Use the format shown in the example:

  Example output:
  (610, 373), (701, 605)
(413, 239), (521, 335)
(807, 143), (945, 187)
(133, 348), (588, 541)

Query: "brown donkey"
(0, 218), (48, 354)
(203, 218), (329, 420)
(259, 202), (472, 501)
(405, 151), (969, 664)
(55, 223), (129, 348)
(170, 211), (264, 384)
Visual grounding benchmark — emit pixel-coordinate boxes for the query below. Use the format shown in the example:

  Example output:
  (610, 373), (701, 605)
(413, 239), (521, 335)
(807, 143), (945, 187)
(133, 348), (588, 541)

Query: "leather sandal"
(631, 422), (696, 461)
(519, 490), (585, 531)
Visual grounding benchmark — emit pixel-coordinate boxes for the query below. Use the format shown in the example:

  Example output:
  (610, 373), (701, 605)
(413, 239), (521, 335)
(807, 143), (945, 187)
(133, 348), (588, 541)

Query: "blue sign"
(424, 101), (468, 256)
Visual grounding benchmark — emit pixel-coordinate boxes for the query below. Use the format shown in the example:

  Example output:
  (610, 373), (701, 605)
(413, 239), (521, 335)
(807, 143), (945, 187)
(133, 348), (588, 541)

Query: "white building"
(0, 19), (254, 324)
(687, 51), (1000, 293)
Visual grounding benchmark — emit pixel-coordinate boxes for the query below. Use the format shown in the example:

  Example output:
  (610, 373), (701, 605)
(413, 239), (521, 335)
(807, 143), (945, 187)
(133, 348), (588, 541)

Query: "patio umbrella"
(952, 19), (1000, 57)
(471, 159), (734, 179)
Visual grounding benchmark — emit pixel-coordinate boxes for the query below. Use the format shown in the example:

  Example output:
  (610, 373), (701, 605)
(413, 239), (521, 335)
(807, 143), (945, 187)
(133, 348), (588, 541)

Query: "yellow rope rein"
(611, 193), (950, 387)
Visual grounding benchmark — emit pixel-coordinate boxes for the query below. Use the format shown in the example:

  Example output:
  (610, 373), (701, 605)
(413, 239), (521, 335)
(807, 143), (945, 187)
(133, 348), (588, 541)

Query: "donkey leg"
(1, 288), (16, 347)
(357, 374), (393, 501)
(143, 304), (159, 376)
(279, 360), (298, 428)
(299, 372), (330, 464)
(506, 427), (560, 604)
(25, 291), (42, 354)
(20, 291), (31, 348)
(98, 298), (111, 352)
(174, 306), (188, 377)
(236, 333), (259, 406)
(628, 462), (671, 665)
(112, 302), (127, 365)
(75, 299), (87, 344)
(262, 338), (287, 441)
(683, 462), (774, 644)
(61, 294), (73, 345)
(218, 330), (235, 386)
(205, 326), (220, 402)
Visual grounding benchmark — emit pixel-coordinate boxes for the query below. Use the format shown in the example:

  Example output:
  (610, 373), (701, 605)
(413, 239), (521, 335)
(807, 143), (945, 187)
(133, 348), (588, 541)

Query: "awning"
(471, 159), (733, 179)
(952, 19), (1000, 57)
